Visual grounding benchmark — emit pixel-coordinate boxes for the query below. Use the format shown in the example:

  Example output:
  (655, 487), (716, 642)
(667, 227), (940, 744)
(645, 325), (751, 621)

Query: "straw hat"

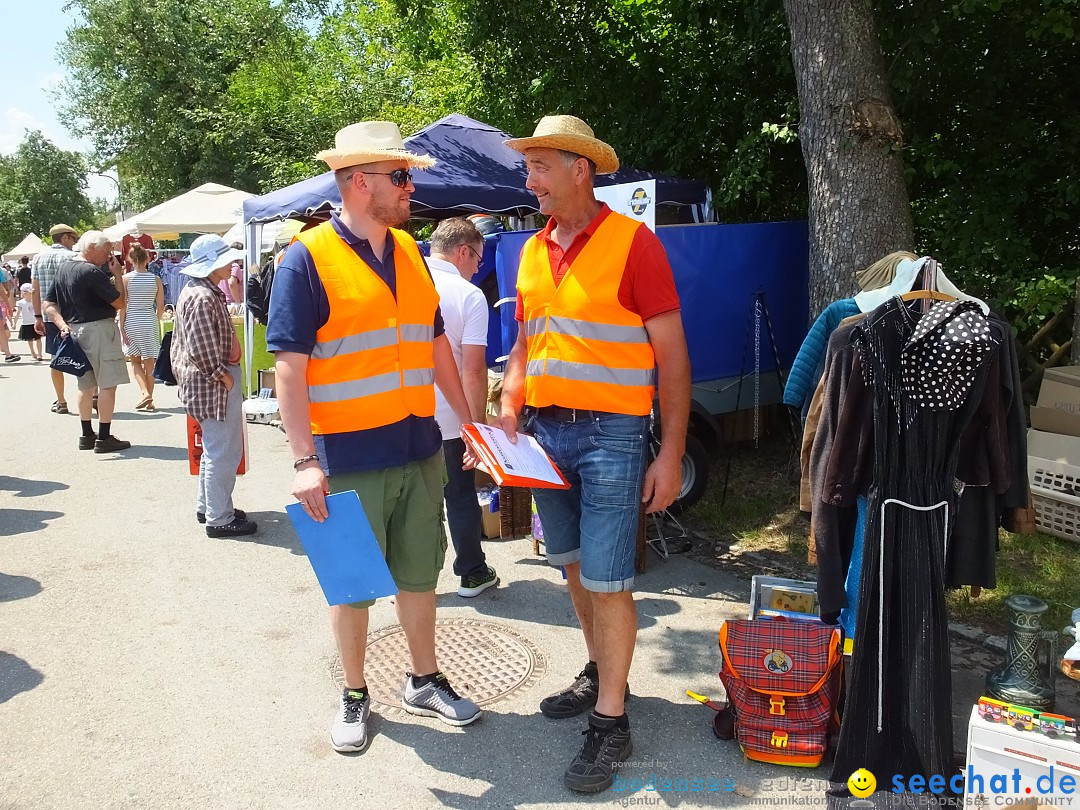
(315, 121), (436, 171)
(49, 223), (78, 238)
(505, 115), (619, 175)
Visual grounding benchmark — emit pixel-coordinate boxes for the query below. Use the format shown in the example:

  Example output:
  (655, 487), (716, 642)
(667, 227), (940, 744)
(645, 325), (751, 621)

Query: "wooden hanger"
(899, 289), (956, 302)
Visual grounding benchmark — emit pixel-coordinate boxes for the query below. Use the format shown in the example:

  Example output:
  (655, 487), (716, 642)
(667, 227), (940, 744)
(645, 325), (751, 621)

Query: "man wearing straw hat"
(33, 224), (81, 412)
(268, 121), (482, 754)
(499, 115), (690, 793)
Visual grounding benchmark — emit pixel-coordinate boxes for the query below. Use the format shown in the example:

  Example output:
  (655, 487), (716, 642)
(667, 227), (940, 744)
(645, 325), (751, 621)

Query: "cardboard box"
(1030, 406), (1080, 439)
(258, 368), (276, 397)
(1037, 366), (1080, 414)
(1028, 428), (1080, 466)
(481, 506), (501, 538)
(748, 575), (820, 622)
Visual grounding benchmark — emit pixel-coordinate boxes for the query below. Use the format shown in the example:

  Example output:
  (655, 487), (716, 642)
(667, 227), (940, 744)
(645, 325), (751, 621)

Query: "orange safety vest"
(518, 211), (656, 415)
(295, 221), (438, 434)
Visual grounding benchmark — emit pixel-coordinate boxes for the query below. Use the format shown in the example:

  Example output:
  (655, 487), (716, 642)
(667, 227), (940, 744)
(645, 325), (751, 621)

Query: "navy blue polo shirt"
(265, 213), (445, 475)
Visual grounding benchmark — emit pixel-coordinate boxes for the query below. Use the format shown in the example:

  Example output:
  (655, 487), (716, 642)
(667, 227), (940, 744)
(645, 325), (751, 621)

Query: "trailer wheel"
(668, 433), (709, 515)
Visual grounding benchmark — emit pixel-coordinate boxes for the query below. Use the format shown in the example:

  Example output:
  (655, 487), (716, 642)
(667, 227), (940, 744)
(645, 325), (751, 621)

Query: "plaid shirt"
(32, 244), (73, 302)
(171, 278), (234, 422)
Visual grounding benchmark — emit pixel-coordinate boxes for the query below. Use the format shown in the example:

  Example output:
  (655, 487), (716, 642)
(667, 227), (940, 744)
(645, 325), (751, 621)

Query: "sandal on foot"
(142, 401), (156, 413)
(135, 396), (151, 410)
(51, 401), (69, 414)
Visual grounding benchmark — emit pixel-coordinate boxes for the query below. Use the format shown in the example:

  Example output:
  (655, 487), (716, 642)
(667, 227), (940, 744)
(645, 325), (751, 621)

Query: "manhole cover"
(329, 618), (546, 710)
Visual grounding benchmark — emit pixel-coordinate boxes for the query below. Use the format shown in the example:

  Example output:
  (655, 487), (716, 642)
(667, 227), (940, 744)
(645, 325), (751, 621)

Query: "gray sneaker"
(330, 688), (371, 753)
(401, 672), (481, 727)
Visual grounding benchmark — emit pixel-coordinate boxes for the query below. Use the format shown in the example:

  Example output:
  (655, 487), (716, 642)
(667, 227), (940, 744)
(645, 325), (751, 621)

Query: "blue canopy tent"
(241, 114), (712, 225)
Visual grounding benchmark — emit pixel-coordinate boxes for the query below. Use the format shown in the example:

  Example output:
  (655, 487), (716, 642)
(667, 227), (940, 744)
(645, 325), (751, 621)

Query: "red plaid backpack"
(718, 619), (843, 767)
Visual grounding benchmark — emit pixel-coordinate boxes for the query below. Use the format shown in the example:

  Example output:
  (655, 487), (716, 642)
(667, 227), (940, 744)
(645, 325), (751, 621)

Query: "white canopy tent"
(105, 183), (253, 240)
(3, 233), (48, 262)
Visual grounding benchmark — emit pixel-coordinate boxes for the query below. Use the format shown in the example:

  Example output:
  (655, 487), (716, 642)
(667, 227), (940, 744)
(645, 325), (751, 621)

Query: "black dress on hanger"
(826, 297), (998, 790)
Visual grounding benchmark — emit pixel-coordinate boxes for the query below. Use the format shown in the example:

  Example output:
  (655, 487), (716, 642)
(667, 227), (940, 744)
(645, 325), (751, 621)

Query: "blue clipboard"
(285, 491), (398, 606)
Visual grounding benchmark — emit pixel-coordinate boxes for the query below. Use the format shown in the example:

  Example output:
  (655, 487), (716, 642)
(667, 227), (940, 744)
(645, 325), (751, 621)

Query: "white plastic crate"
(1028, 455), (1080, 543)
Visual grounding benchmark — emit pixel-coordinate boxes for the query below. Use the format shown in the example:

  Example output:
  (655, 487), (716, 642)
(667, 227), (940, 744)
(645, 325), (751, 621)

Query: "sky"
(5, 1), (118, 205)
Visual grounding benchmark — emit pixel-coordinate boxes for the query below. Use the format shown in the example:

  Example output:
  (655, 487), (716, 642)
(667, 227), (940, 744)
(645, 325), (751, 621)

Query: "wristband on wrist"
(293, 454), (320, 470)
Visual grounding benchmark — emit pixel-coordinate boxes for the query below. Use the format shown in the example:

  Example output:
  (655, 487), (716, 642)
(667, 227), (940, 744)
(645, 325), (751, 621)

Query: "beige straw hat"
(505, 115), (619, 175)
(316, 121), (436, 171)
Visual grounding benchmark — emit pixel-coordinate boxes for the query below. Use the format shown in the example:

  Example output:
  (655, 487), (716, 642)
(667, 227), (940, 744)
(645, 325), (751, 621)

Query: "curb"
(949, 621), (1007, 656)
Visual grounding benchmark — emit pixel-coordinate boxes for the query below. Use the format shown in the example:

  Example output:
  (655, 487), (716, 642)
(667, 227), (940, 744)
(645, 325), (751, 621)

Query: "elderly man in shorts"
(43, 230), (132, 453)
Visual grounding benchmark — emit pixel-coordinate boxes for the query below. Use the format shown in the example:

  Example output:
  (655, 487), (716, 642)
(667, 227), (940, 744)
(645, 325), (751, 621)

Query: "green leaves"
(0, 132), (93, 252)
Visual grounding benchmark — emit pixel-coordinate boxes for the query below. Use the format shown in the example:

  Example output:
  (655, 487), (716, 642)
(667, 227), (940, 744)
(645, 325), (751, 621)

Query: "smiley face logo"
(847, 769), (876, 797)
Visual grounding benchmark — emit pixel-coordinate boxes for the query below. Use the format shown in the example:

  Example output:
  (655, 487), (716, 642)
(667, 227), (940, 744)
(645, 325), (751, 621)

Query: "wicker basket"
(498, 486), (533, 539)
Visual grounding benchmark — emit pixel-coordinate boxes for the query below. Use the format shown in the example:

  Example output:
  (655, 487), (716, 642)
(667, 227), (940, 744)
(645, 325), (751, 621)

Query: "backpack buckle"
(769, 696), (786, 716)
(770, 731), (789, 748)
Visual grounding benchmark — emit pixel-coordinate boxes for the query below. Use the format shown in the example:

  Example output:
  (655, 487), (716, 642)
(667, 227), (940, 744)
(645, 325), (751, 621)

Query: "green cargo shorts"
(329, 450), (447, 608)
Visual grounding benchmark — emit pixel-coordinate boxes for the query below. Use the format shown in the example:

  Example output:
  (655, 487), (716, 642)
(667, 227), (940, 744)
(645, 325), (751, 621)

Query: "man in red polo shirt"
(498, 115), (691, 793)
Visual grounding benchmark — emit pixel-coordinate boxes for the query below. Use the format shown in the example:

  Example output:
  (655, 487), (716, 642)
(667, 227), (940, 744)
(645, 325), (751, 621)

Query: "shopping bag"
(49, 334), (92, 377)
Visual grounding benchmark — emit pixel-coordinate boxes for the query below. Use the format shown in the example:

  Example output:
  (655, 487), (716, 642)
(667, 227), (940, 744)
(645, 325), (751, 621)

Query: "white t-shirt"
(428, 256), (488, 438)
(16, 298), (35, 324)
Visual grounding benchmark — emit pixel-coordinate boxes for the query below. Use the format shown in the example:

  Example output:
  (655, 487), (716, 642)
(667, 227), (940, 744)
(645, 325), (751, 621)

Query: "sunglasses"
(465, 244), (483, 264)
(356, 168), (414, 188)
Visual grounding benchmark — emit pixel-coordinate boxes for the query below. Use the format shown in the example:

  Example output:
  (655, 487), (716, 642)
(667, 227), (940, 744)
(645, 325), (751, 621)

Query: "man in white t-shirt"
(429, 218), (496, 597)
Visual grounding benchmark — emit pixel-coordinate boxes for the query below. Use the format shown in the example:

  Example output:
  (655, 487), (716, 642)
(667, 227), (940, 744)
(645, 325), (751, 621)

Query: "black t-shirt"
(16, 265), (31, 287)
(45, 259), (119, 324)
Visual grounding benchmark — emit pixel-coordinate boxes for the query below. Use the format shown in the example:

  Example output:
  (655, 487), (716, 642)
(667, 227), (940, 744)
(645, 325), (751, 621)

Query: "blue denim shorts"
(526, 412), (649, 592)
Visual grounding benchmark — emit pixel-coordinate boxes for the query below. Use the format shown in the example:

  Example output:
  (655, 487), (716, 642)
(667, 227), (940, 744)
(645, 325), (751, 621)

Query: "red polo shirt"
(514, 204), (681, 323)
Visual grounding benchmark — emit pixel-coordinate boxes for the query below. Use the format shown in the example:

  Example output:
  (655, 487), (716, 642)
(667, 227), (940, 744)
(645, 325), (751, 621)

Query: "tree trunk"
(782, 0), (915, 318)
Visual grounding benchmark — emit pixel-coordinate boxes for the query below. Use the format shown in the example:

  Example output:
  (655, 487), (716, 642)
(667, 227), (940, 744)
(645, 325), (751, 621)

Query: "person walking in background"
(427, 217), (497, 598)
(0, 281), (19, 363)
(32, 224), (80, 413)
(499, 115), (691, 793)
(171, 234), (256, 538)
(16, 284), (43, 361)
(269, 121), (481, 754)
(42, 231), (132, 453)
(120, 243), (164, 411)
(16, 257), (32, 290)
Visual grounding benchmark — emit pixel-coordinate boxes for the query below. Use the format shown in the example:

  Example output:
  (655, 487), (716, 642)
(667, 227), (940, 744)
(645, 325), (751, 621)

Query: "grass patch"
(947, 530), (1078, 637)
(683, 429), (1079, 637)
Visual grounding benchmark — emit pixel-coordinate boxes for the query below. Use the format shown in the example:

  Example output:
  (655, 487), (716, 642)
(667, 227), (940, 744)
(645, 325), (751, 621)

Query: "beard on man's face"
(367, 187), (410, 228)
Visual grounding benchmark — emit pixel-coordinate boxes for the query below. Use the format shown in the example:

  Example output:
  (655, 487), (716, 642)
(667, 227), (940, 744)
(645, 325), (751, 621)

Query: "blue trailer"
(472, 219), (809, 512)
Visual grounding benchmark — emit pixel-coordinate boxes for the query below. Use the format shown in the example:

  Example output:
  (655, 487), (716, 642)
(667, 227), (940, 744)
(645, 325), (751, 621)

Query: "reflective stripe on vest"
(525, 358), (655, 388)
(310, 368), (436, 403)
(518, 211), (657, 415)
(523, 315), (649, 344)
(296, 222), (438, 434)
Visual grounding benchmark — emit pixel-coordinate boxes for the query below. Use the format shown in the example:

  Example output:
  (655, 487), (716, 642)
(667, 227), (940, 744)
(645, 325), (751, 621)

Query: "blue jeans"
(526, 412), (649, 593)
(442, 438), (487, 577)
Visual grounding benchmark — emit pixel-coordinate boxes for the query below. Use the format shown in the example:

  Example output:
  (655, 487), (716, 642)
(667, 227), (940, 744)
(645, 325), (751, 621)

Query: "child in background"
(16, 283), (43, 361)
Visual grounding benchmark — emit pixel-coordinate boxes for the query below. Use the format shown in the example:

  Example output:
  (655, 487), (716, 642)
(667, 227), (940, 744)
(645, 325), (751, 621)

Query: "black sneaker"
(4, 355), (20, 363)
(458, 566), (498, 598)
(206, 518), (258, 538)
(197, 508), (246, 525)
(539, 662), (630, 719)
(94, 436), (131, 453)
(564, 711), (633, 793)
(78, 435), (97, 450)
